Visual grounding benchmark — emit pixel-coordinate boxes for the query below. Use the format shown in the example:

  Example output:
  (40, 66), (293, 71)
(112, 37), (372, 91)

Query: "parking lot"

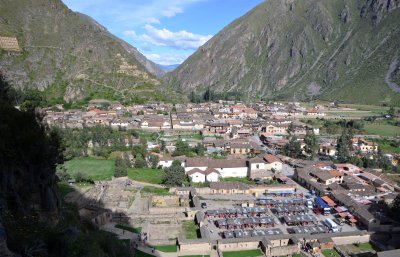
(199, 192), (361, 240)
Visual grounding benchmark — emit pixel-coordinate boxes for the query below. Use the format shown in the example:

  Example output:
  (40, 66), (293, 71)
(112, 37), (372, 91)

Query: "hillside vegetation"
(0, 0), (181, 105)
(166, 0), (400, 105)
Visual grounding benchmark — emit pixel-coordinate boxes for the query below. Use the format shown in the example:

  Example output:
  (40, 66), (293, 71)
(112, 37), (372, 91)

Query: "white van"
(325, 218), (339, 232)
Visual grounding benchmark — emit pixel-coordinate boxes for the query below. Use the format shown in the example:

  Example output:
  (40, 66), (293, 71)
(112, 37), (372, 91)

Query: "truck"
(305, 199), (313, 209)
(315, 197), (331, 215)
(325, 218), (339, 233)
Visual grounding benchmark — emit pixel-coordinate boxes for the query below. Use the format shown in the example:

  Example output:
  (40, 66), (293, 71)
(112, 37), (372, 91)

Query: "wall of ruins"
(332, 234), (370, 245)
(179, 241), (211, 252)
(218, 240), (260, 251)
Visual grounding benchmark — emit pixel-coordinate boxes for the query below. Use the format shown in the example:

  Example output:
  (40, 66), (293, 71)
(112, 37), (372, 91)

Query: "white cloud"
(145, 53), (189, 65)
(161, 6), (183, 18)
(125, 24), (212, 50)
(146, 17), (161, 24)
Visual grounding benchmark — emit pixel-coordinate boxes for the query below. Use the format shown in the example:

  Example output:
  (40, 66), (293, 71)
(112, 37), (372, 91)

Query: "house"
(188, 168), (206, 183)
(309, 170), (344, 185)
(248, 157), (265, 171)
(226, 141), (260, 155)
(158, 156), (186, 168)
(263, 154), (283, 171)
(185, 158), (248, 178)
(188, 168), (221, 183)
(352, 138), (378, 154)
(319, 144), (337, 156)
(262, 124), (288, 135)
(333, 163), (361, 174)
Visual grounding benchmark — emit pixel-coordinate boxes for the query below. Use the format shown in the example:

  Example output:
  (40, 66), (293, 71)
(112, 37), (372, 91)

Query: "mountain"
(159, 64), (180, 72)
(0, 0), (170, 105)
(166, 0), (400, 105)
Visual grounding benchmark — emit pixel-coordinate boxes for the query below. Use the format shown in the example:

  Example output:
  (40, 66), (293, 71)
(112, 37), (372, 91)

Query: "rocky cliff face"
(0, 0), (165, 103)
(166, 0), (400, 104)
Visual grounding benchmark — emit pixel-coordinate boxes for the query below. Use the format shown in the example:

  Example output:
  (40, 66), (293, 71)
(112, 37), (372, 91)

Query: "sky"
(62, 0), (264, 66)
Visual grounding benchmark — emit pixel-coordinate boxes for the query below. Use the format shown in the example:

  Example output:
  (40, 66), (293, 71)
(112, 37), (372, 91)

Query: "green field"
(57, 182), (75, 197)
(128, 168), (166, 184)
(221, 177), (255, 184)
(322, 249), (340, 257)
(181, 220), (199, 239)
(141, 186), (171, 196)
(223, 249), (263, 257)
(364, 124), (400, 137)
(65, 157), (115, 180)
(135, 250), (154, 257)
(179, 255), (210, 257)
(371, 139), (400, 154)
(154, 244), (178, 252)
(339, 104), (389, 114)
(115, 224), (142, 234)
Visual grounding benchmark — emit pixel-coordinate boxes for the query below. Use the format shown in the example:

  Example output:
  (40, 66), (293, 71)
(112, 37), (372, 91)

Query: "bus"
(325, 218), (339, 233)
(315, 197), (331, 215)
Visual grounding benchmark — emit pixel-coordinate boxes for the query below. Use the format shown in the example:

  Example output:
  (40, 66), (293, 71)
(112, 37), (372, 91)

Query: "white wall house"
(158, 157), (186, 169)
(263, 154), (283, 171)
(188, 169), (206, 183)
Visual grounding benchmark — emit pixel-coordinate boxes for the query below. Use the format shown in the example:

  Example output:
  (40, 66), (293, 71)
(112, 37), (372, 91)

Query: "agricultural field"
(64, 157), (115, 181)
(128, 168), (166, 184)
(364, 123), (400, 137)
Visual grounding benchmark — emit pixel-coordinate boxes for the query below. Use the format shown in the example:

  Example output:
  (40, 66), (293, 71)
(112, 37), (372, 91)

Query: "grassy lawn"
(292, 254), (302, 257)
(65, 157), (115, 181)
(223, 249), (263, 257)
(135, 250), (154, 257)
(221, 177), (255, 184)
(141, 186), (170, 196)
(128, 168), (166, 184)
(154, 245), (178, 252)
(322, 249), (340, 257)
(181, 220), (199, 239)
(57, 182), (75, 197)
(115, 224), (142, 234)
(179, 255), (210, 257)
(364, 123), (400, 137)
(356, 242), (375, 251)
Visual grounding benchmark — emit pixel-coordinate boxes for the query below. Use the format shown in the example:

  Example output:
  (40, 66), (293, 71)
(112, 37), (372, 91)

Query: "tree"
(173, 140), (191, 156)
(160, 140), (166, 152)
(149, 154), (159, 169)
(304, 131), (318, 159)
(194, 143), (206, 156)
(287, 123), (295, 135)
(337, 130), (352, 163)
(56, 165), (70, 181)
(115, 156), (128, 177)
(134, 154), (147, 168)
(283, 136), (302, 158)
(163, 161), (186, 186)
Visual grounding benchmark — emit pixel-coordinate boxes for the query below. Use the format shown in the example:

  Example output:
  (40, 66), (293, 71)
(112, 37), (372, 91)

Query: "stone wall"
(179, 241), (211, 252)
(218, 240), (260, 251)
(148, 206), (187, 214)
(331, 234), (370, 245)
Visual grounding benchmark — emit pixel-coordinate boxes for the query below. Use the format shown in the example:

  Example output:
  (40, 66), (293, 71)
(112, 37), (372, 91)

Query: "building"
(263, 154), (283, 171)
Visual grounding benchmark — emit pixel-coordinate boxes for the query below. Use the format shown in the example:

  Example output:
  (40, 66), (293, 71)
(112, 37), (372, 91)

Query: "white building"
(263, 154), (283, 171)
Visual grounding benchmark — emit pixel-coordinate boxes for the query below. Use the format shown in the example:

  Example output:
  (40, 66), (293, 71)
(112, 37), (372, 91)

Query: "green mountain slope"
(0, 0), (171, 105)
(166, 0), (400, 105)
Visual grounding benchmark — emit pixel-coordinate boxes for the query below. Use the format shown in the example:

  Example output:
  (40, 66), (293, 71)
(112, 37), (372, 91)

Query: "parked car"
(334, 218), (344, 226)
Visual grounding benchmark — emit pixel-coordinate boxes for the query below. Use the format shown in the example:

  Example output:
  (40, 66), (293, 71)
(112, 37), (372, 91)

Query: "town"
(48, 99), (400, 257)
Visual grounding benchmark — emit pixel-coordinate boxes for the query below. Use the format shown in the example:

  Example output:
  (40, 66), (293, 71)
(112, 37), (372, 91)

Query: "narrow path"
(385, 59), (400, 93)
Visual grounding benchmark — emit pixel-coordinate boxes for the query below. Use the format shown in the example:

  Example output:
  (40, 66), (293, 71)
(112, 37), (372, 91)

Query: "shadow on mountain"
(0, 73), (134, 257)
